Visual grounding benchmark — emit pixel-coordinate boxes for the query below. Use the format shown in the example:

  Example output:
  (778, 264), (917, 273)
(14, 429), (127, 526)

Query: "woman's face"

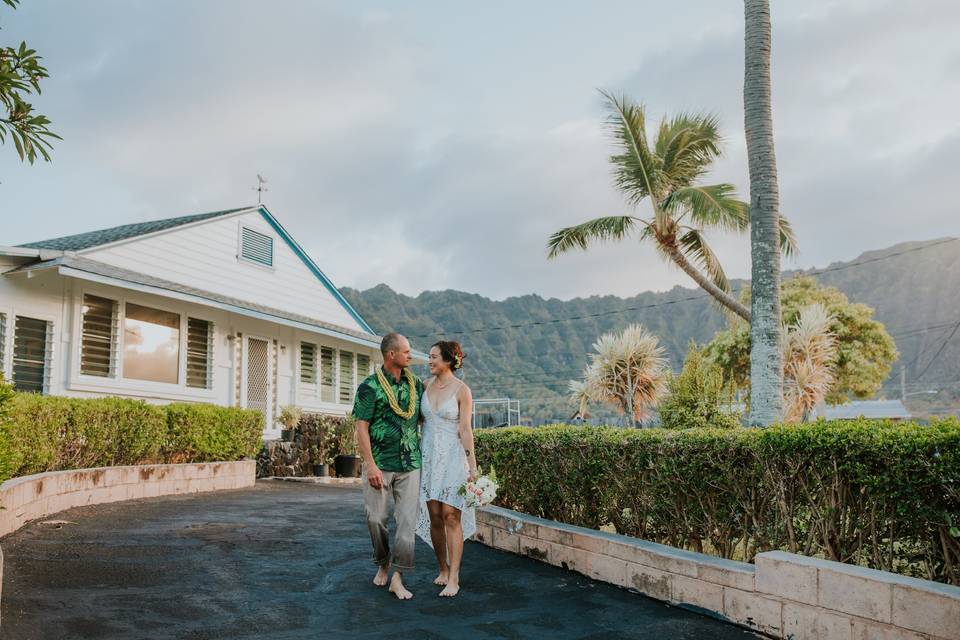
(428, 346), (450, 376)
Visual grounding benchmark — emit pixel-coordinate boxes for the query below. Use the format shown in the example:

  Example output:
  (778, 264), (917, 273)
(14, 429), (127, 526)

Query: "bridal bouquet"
(458, 467), (498, 508)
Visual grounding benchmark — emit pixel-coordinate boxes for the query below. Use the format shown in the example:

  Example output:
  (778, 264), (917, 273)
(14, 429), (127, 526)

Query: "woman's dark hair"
(431, 340), (465, 371)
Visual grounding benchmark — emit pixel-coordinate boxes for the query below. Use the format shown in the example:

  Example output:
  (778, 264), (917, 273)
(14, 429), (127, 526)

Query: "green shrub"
(0, 393), (263, 481)
(476, 419), (960, 585)
(165, 403), (263, 463)
(658, 343), (741, 430)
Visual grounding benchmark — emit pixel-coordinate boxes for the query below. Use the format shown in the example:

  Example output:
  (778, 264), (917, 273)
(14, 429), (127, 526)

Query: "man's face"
(387, 336), (413, 368)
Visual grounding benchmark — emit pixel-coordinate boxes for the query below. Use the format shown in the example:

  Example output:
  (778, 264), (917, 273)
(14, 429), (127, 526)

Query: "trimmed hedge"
(476, 419), (960, 585)
(0, 390), (263, 482)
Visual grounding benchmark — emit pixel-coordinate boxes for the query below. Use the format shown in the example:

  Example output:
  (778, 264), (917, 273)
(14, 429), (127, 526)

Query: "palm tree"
(548, 91), (796, 323)
(782, 304), (837, 423)
(568, 379), (591, 421)
(744, 0), (784, 425)
(576, 324), (669, 427)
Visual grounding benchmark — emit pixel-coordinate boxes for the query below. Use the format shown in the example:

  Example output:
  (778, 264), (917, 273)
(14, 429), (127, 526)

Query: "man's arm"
(355, 418), (383, 490)
(352, 383), (383, 490)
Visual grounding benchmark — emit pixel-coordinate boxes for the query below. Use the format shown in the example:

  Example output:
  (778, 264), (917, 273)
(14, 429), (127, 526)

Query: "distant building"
(812, 399), (912, 421)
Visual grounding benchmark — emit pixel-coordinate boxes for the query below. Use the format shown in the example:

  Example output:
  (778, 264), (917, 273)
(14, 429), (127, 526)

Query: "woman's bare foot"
(389, 572), (413, 600)
(373, 565), (389, 587)
(438, 581), (460, 597)
(433, 570), (449, 586)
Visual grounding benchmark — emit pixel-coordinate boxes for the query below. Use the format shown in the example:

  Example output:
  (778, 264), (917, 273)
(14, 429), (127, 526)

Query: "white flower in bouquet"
(458, 467), (499, 508)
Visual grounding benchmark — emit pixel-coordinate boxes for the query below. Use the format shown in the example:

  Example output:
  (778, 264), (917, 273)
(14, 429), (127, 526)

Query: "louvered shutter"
(300, 342), (317, 384)
(80, 294), (118, 377)
(0, 313), (6, 375)
(12, 316), (51, 393)
(186, 318), (213, 389)
(240, 227), (274, 267)
(357, 353), (371, 378)
(339, 350), (355, 404)
(320, 347), (336, 402)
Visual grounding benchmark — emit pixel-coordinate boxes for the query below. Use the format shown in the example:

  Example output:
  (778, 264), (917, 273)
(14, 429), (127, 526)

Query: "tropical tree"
(743, 0), (782, 425)
(567, 379), (591, 421)
(548, 90), (796, 322)
(704, 277), (898, 405)
(782, 304), (837, 422)
(1, 0), (59, 164)
(573, 324), (669, 427)
(658, 343), (741, 430)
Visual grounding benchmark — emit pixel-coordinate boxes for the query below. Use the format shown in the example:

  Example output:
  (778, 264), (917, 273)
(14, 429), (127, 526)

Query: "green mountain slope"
(341, 238), (960, 423)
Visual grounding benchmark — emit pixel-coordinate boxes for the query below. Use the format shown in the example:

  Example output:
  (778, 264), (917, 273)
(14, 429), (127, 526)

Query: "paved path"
(1, 481), (758, 639)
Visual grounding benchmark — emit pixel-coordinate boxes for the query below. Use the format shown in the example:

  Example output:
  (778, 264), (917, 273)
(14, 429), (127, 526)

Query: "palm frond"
(656, 113), (723, 189)
(663, 184), (749, 233)
(547, 216), (639, 258)
(779, 214), (799, 258)
(599, 90), (661, 206)
(678, 228), (730, 293)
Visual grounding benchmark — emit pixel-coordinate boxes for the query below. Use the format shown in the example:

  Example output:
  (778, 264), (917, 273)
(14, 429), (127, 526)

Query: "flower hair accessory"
(454, 351), (463, 370)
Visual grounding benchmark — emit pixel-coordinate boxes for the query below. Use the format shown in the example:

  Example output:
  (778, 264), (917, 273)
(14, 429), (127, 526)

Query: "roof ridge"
(17, 206), (255, 251)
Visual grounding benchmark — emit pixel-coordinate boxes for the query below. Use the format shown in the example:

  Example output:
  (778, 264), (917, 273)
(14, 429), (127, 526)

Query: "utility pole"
(901, 366), (907, 400)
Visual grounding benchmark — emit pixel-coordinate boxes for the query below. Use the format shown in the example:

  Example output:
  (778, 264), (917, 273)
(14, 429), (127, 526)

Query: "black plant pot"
(281, 429), (294, 442)
(334, 454), (361, 478)
(312, 463), (329, 477)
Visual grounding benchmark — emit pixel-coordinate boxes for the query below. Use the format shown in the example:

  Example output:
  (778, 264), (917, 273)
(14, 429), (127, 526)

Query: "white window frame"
(6, 308), (56, 395)
(291, 330), (377, 413)
(68, 287), (217, 401)
(236, 222), (276, 271)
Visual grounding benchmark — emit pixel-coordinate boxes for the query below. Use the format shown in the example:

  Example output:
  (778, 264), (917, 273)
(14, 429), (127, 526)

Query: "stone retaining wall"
(476, 507), (960, 640)
(0, 461), (255, 539)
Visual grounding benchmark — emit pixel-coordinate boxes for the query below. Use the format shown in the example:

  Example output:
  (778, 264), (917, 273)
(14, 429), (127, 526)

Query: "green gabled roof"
(18, 206), (252, 251)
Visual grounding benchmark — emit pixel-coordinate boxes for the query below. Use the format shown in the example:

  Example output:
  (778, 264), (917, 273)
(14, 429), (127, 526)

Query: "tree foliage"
(705, 277), (898, 405)
(547, 91), (796, 322)
(658, 343), (741, 430)
(574, 324), (669, 427)
(1, 0), (59, 163)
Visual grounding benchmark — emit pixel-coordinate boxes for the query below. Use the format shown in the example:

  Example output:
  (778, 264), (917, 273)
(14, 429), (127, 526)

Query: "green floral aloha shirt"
(352, 367), (424, 472)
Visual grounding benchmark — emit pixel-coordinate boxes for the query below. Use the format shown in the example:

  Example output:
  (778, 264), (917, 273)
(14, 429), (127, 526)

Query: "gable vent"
(240, 227), (274, 267)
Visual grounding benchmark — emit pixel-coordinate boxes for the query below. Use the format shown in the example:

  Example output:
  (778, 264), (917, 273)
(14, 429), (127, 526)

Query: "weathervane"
(253, 174), (269, 204)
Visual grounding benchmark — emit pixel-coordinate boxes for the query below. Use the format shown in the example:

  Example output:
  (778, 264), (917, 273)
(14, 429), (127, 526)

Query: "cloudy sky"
(2, 0), (958, 300)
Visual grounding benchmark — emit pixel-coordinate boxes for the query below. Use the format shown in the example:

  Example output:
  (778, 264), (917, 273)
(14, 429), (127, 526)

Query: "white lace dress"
(415, 383), (476, 546)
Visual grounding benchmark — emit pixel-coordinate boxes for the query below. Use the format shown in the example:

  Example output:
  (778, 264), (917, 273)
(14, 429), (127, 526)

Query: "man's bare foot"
(433, 570), (449, 586)
(373, 566), (389, 587)
(439, 581), (460, 597)
(389, 572), (413, 600)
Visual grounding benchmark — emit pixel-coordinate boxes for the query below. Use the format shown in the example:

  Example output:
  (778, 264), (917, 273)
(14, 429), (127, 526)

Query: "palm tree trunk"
(663, 243), (752, 322)
(744, 0), (783, 426)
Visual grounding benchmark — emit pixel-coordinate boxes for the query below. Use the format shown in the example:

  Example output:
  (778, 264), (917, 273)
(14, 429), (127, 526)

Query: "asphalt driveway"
(0, 481), (759, 639)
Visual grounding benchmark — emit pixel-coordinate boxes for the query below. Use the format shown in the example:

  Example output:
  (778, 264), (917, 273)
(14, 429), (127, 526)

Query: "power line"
(408, 238), (958, 339)
(915, 318), (960, 381)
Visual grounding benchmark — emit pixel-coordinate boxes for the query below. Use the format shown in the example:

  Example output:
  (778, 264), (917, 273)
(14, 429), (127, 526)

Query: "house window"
(300, 342), (317, 384)
(186, 317), (213, 389)
(12, 315), (51, 393)
(240, 227), (274, 267)
(357, 353), (371, 378)
(80, 294), (118, 377)
(123, 303), (180, 384)
(320, 346), (335, 403)
(339, 350), (355, 404)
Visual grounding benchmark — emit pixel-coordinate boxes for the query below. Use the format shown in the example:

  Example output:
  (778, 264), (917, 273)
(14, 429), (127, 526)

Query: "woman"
(415, 340), (476, 597)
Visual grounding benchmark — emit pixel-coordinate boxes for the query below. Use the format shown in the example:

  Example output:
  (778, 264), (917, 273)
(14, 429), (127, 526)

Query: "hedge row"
(475, 420), (960, 585)
(0, 393), (263, 482)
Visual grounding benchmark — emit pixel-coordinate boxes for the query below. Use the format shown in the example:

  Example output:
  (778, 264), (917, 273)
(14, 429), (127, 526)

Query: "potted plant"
(278, 405), (302, 442)
(333, 415), (361, 478)
(309, 444), (329, 477)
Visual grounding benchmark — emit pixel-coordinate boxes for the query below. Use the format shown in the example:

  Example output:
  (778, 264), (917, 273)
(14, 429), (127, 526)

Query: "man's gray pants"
(363, 467), (421, 571)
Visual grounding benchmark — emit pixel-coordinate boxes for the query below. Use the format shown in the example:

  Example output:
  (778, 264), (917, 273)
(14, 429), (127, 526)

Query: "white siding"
(83, 211), (367, 334)
(0, 269), (379, 436)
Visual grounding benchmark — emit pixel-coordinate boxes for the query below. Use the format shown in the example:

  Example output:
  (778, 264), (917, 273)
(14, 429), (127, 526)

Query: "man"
(353, 332), (424, 600)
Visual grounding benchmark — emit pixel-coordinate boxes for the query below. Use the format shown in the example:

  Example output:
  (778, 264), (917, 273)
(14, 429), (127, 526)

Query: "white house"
(0, 205), (389, 438)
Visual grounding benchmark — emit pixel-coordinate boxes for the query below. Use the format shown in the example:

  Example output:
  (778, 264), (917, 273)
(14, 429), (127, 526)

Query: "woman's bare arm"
(457, 383), (477, 481)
